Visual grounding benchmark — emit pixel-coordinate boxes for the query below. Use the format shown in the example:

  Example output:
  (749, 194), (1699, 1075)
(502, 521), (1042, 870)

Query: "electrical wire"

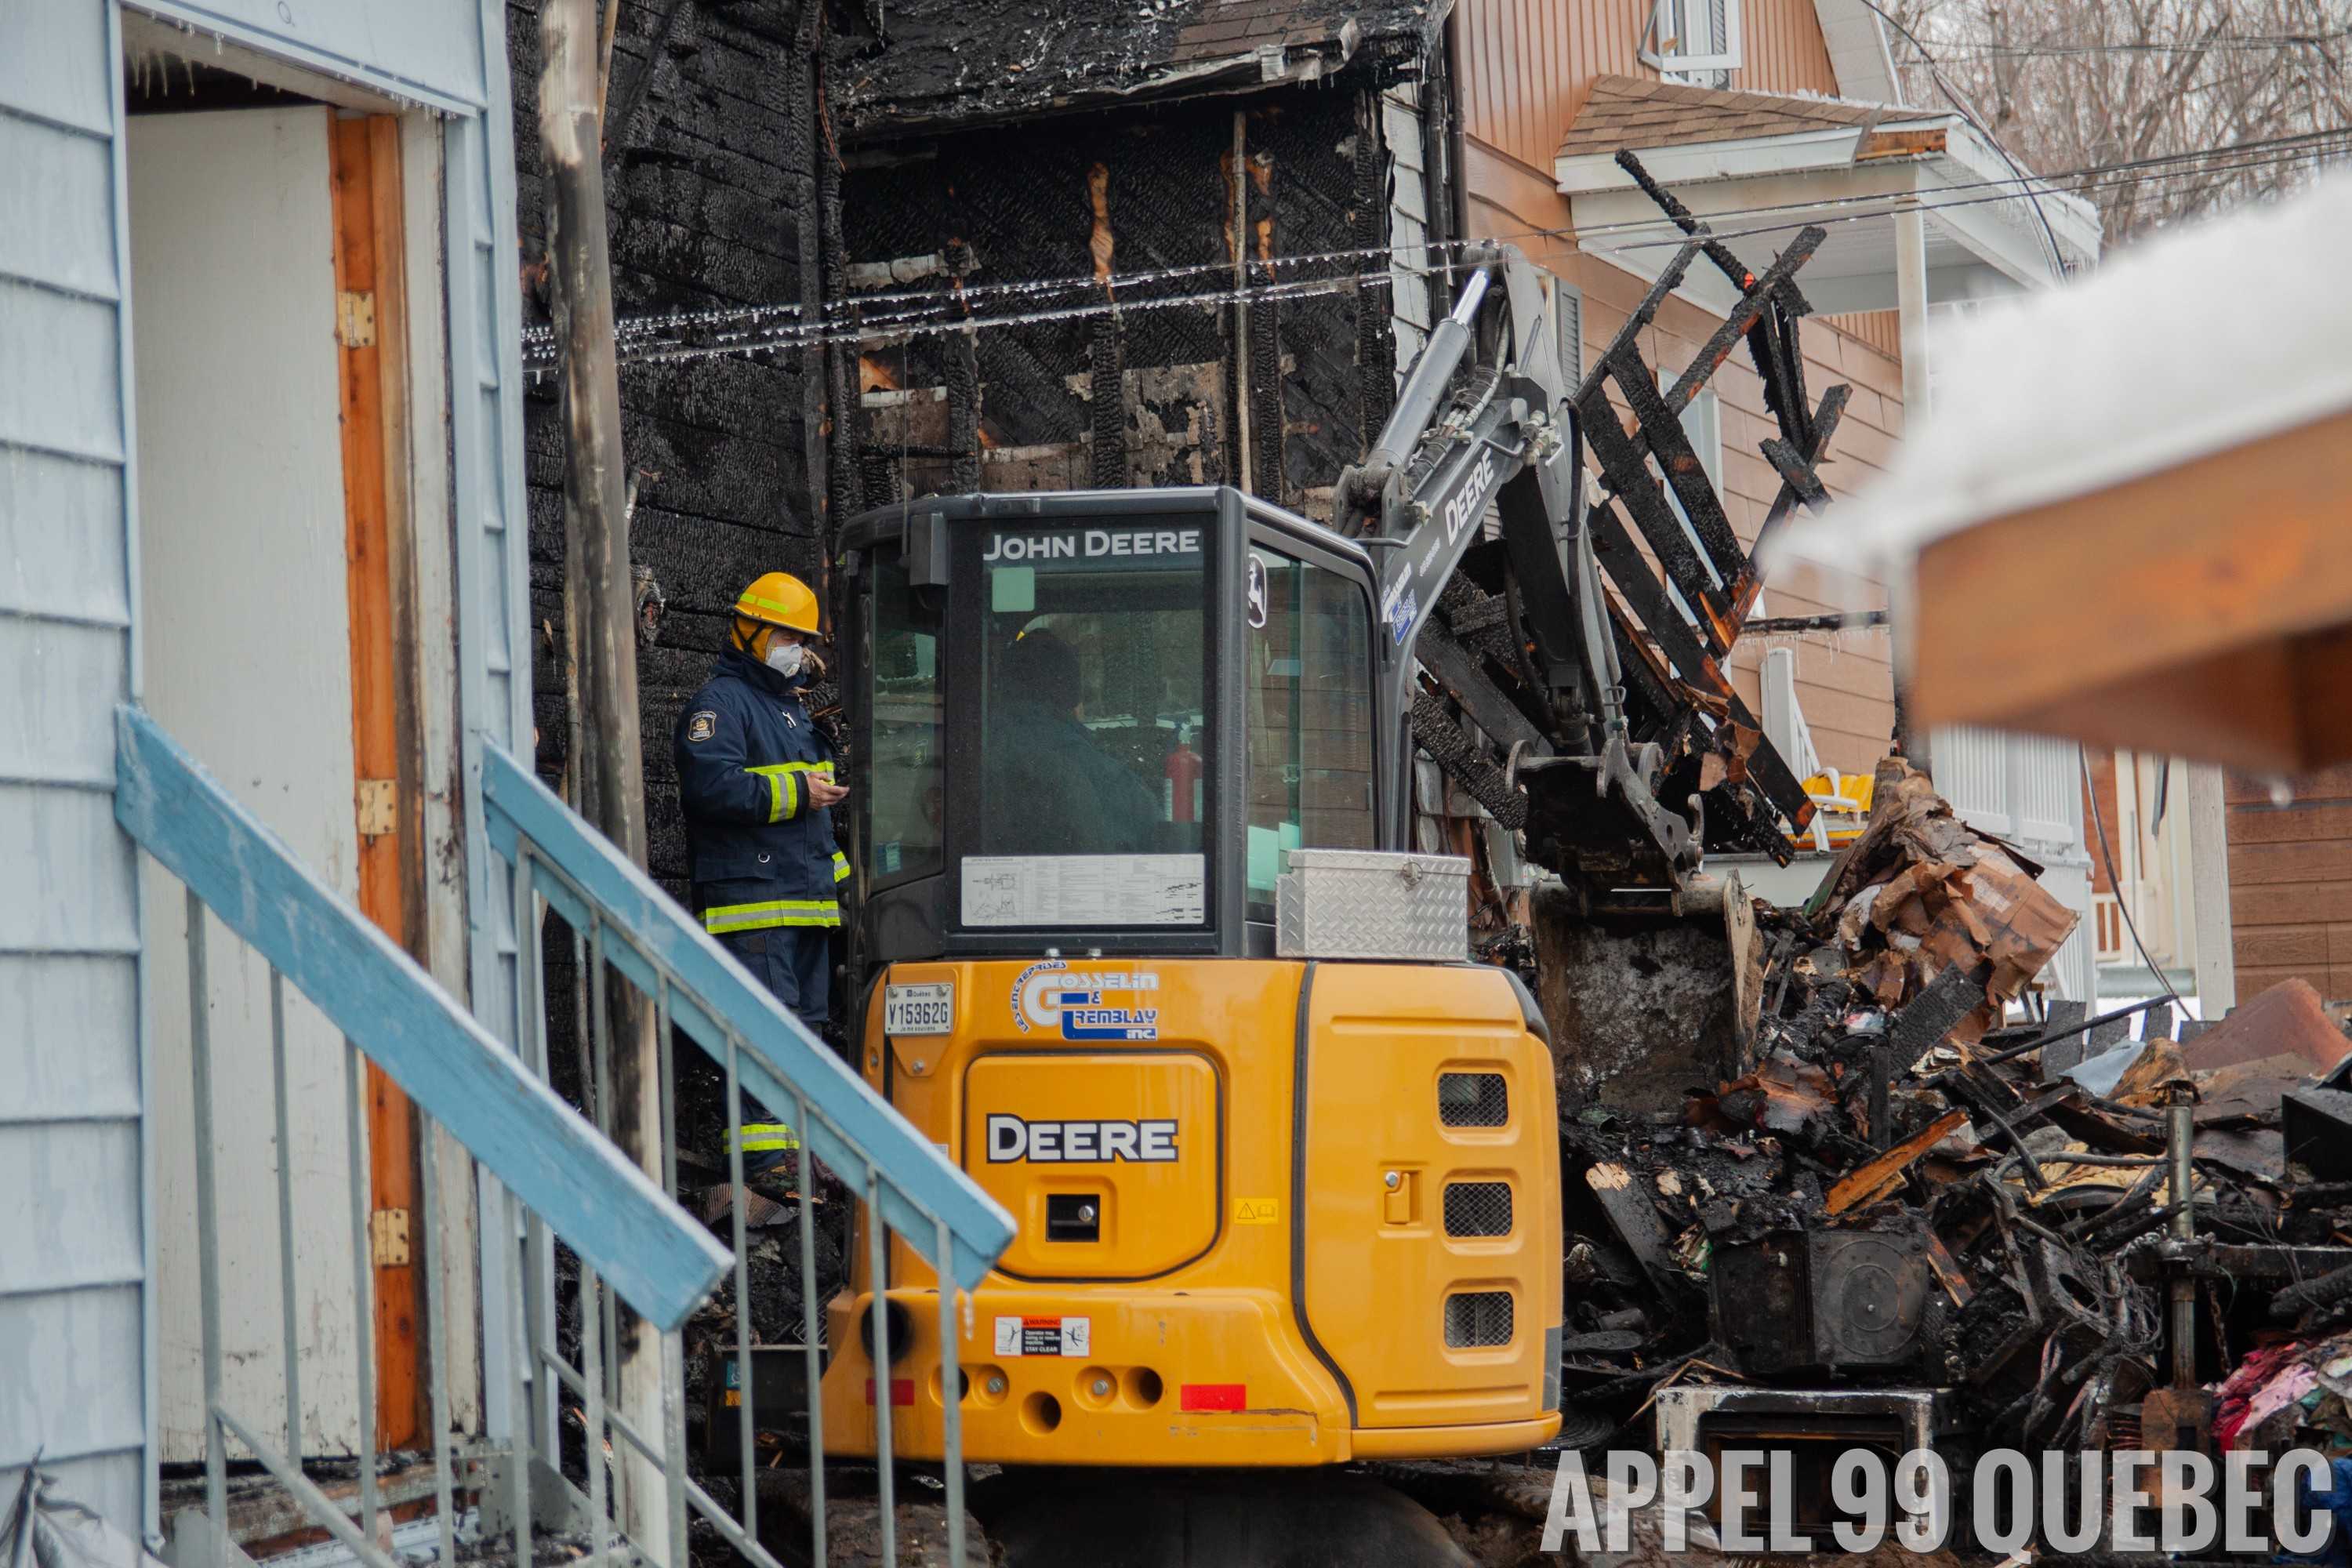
(525, 118), (2352, 364)
(1936, 33), (2351, 60)
(1847, 0), (2068, 272)
(524, 120), (2352, 368)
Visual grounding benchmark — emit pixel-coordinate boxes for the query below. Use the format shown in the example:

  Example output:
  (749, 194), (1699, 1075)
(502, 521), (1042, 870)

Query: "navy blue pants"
(717, 924), (831, 1029)
(717, 925), (832, 1174)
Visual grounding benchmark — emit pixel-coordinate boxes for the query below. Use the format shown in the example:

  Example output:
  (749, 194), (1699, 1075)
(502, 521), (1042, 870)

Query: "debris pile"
(1547, 756), (2352, 1470)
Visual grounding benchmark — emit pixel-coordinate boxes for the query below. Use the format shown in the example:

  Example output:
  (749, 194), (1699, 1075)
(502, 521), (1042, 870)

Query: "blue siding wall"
(0, 0), (150, 1537)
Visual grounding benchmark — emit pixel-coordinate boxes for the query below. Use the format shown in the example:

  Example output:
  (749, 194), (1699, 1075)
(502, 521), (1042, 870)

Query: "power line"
(600, 131), (2352, 363)
(527, 117), (2352, 368)
(1927, 31), (2351, 60)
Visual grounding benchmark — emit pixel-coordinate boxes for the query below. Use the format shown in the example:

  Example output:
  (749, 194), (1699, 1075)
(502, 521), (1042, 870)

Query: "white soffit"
(1772, 172), (2352, 571)
(1559, 120), (2097, 318)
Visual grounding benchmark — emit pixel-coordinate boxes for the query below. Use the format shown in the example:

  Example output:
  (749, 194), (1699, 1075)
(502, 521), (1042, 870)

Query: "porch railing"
(118, 704), (1013, 1568)
(475, 738), (1015, 1568)
(114, 705), (729, 1568)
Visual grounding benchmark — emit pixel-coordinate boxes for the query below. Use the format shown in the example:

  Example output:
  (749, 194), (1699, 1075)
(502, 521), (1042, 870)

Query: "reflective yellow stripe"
(833, 852), (851, 883)
(728, 1122), (801, 1152)
(746, 761), (833, 823)
(738, 592), (805, 622)
(704, 898), (842, 934)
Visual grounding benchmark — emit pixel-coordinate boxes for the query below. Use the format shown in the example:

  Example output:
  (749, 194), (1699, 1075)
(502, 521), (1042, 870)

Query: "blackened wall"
(510, 0), (822, 897)
(837, 83), (1398, 514)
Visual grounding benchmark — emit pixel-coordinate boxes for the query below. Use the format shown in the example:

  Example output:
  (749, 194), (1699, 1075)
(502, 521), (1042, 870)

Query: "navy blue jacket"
(673, 647), (848, 933)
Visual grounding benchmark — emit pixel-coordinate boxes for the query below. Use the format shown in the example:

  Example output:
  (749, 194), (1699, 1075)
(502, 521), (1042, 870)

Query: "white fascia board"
(1556, 125), (1868, 194)
(1938, 122), (2103, 267)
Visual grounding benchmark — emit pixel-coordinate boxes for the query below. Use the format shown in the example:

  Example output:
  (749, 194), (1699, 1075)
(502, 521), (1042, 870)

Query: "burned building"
(823, 0), (1453, 517)
(510, 0), (1458, 904)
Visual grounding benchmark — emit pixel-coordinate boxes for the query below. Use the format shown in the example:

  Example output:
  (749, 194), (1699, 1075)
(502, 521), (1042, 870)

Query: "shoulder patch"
(686, 710), (718, 743)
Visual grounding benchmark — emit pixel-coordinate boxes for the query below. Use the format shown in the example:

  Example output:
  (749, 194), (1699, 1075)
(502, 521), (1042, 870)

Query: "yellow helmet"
(732, 572), (822, 638)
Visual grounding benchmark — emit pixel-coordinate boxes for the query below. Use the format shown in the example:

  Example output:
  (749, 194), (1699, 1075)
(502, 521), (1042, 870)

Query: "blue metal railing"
(114, 703), (731, 1568)
(477, 738), (1014, 1568)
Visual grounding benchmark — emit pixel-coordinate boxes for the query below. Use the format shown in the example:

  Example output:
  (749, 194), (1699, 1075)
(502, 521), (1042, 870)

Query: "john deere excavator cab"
(842, 487), (1402, 964)
(822, 485), (1564, 1559)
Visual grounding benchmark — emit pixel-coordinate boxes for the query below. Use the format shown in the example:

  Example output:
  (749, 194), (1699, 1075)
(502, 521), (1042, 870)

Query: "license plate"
(884, 982), (954, 1036)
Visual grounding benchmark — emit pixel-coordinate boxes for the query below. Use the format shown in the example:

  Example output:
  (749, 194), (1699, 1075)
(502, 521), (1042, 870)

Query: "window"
(972, 523), (1207, 862)
(866, 551), (943, 887)
(1641, 0), (1743, 85)
(1244, 550), (1376, 918)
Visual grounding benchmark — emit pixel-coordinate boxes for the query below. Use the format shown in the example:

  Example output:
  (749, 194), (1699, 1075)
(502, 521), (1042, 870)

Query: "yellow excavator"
(810, 238), (1819, 1562)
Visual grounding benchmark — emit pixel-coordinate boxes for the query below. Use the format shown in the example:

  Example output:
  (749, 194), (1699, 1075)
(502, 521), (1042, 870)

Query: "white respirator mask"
(764, 638), (808, 678)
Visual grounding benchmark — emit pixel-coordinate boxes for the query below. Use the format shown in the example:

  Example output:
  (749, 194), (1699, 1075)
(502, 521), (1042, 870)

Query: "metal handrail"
(113, 703), (734, 1568)
(475, 735), (1014, 1568)
(476, 739), (1016, 1287)
(114, 705), (729, 1322)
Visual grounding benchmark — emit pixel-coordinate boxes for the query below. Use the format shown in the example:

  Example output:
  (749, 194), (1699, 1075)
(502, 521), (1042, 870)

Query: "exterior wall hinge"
(338, 290), (376, 347)
(368, 1207), (411, 1267)
(356, 777), (396, 838)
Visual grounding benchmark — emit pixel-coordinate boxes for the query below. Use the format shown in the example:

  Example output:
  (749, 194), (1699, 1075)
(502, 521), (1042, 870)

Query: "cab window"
(1245, 550), (1375, 918)
(865, 550), (943, 887)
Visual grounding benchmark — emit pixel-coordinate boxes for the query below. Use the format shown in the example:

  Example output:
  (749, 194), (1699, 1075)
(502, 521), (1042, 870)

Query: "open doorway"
(126, 52), (432, 1457)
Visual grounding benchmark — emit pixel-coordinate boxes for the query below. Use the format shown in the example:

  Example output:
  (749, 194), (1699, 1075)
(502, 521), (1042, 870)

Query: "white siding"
(1932, 724), (2096, 1005)
(0, 0), (147, 1535)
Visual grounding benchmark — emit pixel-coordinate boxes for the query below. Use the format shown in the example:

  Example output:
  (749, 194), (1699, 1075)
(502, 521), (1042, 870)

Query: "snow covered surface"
(1771, 173), (2352, 573)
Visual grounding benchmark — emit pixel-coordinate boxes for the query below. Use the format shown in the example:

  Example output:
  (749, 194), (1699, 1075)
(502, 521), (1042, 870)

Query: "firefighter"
(675, 571), (849, 1174)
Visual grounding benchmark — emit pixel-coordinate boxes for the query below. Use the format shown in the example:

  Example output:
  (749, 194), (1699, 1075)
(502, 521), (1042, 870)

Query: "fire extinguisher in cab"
(1164, 725), (1202, 824)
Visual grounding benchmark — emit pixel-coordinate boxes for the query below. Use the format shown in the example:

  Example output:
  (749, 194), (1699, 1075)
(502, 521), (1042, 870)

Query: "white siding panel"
(0, 0), (145, 1537)
(0, 446), (129, 624)
(0, 112), (117, 299)
(0, 1120), (143, 1294)
(0, 2), (112, 136)
(0, 784), (139, 952)
(0, 954), (141, 1122)
(0, 1287), (146, 1469)
(0, 281), (122, 462)
(0, 617), (123, 784)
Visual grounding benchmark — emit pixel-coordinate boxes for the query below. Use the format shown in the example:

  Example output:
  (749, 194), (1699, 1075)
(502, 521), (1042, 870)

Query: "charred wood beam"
(1773, 298), (1815, 452)
(1741, 609), (1889, 636)
(1410, 691), (1528, 829)
(1356, 89), (1396, 454)
(1571, 239), (1702, 408)
(1088, 312), (1125, 488)
(1587, 503), (1814, 831)
(1415, 624), (1550, 760)
(601, 0), (694, 154)
(1605, 583), (1681, 737)
(1616, 149), (1812, 318)
(1730, 384), (1847, 621)
(1661, 226), (1825, 420)
(1760, 434), (1831, 513)
(947, 241), (981, 494)
(1610, 346), (1748, 595)
(1579, 378), (1740, 654)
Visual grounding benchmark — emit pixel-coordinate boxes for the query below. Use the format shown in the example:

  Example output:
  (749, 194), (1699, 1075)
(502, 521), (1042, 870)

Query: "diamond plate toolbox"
(1276, 849), (1470, 961)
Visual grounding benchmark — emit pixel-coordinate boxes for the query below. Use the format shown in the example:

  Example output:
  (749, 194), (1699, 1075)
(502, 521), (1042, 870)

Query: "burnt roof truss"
(1414, 153), (1846, 889)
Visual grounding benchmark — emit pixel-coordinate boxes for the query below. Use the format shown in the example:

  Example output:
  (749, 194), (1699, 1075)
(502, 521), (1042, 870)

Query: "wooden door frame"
(328, 112), (430, 1450)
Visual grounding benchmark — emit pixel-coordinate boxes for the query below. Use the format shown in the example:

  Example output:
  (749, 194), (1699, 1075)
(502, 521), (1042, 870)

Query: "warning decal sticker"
(993, 1315), (1091, 1357)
